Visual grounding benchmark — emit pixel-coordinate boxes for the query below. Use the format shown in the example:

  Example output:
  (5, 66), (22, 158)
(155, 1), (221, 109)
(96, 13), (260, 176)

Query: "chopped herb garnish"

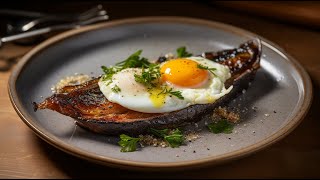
(176, 46), (193, 58)
(197, 64), (217, 76)
(158, 87), (184, 100)
(118, 134), (141, 152)
(163, 129), (184, 148)
(101, 50), (151, 82)
(149, 128), (184, 148)
(207, 119), (234, 134)
(134, 64), (160, 88)
(101, 65), (117, 82)
(168, 90), (184, 100)
(116, 50), (151, 69)
(111, 85), (121, 93)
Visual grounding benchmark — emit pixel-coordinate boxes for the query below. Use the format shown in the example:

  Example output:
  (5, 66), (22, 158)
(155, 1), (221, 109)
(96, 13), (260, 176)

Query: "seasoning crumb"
(176, 154), (179, 157)
(51, 74), (91, 93)
(183, 149), (186, 152)
(139, 135), (169, 148)
(165, 52), (175, 59)
(273, 110), (277, 113)
(252, 106), (258, 112)
(139, 131), (200, 148)
(228, 137), (231, 140)
(185, 132), (200, 142)
(213, 107), (240, 123)
(193, 150), (196, 153)
(253, 131), (256, 133)
(207, 148), (210, 150)
(264, 113), (270, 117)
(40, 96), (43, 98)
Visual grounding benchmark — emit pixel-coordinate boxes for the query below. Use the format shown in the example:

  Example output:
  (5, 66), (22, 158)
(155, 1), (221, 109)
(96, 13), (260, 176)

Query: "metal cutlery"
(0, 5), (109, 46)
(0, 14), (109, 46)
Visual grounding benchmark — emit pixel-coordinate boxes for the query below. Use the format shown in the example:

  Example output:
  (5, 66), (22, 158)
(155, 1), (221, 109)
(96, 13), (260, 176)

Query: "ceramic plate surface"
(9, 17), (312, 170)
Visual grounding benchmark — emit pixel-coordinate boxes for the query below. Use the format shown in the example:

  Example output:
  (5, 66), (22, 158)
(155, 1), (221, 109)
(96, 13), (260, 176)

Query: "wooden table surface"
(0, 1), (320, 178)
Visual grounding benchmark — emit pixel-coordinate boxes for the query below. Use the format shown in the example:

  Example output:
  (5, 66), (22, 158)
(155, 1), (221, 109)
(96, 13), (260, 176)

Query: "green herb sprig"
(197, 64), (217, 76)
(118, 134), (141, 152)
(158, 87), (184, 100)
(207, 119), (234, 134)
(149, 128), (184, 148)
(101, 65), (117, 82)
(101, 50), (151, 82)
(176, 46), (193, 58)
(134, 64), (160, 88)
(111, 85), (121, 93)
(115, 50), (151, 69)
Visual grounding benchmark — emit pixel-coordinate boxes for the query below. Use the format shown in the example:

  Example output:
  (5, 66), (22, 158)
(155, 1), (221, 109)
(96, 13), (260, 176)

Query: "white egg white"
(98, 57), (233, 113)
(98, 68), (189, 113)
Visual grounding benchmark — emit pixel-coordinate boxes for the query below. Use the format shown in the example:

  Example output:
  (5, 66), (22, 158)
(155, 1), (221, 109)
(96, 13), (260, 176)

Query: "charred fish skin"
(34, 39), (261, 136)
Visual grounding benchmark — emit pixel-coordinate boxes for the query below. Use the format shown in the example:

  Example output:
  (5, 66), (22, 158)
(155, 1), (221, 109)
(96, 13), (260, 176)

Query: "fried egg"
(98, 57), (232, 113)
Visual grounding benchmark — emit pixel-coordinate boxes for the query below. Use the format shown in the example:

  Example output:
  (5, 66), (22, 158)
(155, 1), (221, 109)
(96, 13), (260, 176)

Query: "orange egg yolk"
(160, 59), (209, 87)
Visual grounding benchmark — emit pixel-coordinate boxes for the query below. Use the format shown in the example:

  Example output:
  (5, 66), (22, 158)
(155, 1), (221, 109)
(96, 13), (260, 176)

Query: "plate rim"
(8, 16), (313, 170)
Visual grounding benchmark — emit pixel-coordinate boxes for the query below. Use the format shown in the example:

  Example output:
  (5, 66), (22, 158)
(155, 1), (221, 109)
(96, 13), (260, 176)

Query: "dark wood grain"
(213, 1), (320, 30)
(0, 1), (319, 178)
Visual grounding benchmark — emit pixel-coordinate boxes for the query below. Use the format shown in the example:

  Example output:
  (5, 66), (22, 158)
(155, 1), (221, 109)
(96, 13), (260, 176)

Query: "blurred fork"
(20, 5), (107, 32)
(6, 4), (107, 34)
(0, 14), (109, 47)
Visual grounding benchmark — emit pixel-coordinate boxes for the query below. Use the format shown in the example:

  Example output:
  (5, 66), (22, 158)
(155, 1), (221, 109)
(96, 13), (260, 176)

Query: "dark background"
(0, 1), (319, 178)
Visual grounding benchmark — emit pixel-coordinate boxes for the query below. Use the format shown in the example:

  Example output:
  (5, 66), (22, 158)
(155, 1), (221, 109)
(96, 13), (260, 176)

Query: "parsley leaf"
(176, 46), (193, 58)
(111, 85), (121, 93)
(197, 64), (217, 76)
(134, 64), (160, 88)
(101, 65), (117, 82)
(101, 50), (150, 82)
(116, 50), (151, 68)
(118, 134), (141, 152)
(149, 128), (184, 148)
(207, 119), (234, 134)
(158, 87), (184, 100)
(164, 129), (184, 148)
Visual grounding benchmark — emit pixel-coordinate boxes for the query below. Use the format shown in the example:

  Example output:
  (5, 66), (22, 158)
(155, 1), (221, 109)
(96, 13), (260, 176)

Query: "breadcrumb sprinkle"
(51, 73), (91, 93)
(138, 131), (200, 148)
(213, 107), (240, 123)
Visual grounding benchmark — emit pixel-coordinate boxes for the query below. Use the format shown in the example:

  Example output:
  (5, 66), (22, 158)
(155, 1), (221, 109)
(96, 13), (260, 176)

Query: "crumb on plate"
(51, 74), (91, 93)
